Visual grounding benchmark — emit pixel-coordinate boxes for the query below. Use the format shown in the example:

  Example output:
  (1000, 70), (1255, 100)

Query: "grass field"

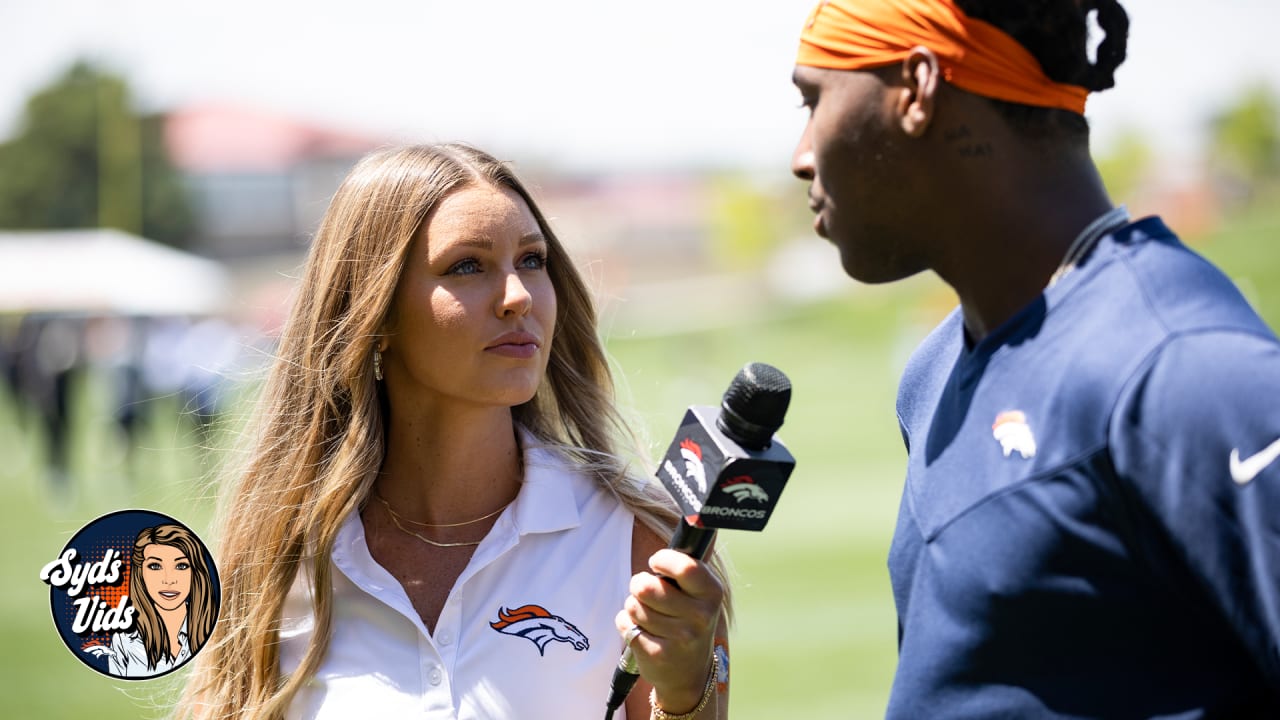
(2, 204), (1276, 720)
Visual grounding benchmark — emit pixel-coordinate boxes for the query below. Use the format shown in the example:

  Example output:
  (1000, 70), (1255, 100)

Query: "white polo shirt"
(278, 440), (636, 719)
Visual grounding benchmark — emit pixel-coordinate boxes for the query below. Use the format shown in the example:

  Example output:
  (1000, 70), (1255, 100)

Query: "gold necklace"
(374, 492), (512, 527)
(374, 493), (511, 549)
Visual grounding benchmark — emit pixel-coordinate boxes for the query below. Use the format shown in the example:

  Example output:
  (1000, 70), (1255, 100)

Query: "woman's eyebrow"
(455, 232), (545, 250)
(145, 553), (190, 563)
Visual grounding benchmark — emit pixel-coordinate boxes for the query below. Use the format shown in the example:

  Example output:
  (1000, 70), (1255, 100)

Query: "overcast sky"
(2, 0), (1278, 173)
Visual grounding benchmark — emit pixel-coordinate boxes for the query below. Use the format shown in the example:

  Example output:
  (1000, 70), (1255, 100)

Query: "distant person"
(178, 144), (729, 719)
(82, 314), (149, 468)
(0, 316), (22, 455)
(13, 313), (82, 487)
(136, 315), (244, 447)
(174, 316), (240, 439)
(789, 0), (1280, 716)
(0, 315), (18, 400)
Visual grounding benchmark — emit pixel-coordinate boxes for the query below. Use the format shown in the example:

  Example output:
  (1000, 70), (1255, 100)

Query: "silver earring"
(373, 349), (383, 381)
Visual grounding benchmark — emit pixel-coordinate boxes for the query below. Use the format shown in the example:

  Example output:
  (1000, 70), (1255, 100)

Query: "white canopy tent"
(0, 228), (230, 316)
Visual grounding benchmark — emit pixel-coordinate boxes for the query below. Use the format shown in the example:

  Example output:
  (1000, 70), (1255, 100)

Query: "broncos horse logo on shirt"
(490, 604), (590, 656)
(992, 410), (1037, 460)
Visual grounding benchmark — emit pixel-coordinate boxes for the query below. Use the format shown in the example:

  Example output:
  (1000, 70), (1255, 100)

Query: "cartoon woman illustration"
(105, 524), (217, 678)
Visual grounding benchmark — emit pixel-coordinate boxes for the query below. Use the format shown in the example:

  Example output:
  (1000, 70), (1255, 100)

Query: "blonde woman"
(179, 144), (729, 719)
(109, 524), (217, 678)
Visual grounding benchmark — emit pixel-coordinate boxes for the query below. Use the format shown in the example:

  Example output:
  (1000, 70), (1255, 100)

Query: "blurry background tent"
(0, 228), (229, 315)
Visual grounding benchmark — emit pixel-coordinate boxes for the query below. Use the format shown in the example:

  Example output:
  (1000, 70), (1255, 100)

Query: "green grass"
(2, 202), (1276, 720)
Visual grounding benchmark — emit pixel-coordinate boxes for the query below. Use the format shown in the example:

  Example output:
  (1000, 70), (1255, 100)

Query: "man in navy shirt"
(789, 0), (1280, 716)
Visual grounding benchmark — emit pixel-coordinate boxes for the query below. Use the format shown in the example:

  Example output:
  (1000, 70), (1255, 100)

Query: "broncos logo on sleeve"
(490, 604), (590, 656)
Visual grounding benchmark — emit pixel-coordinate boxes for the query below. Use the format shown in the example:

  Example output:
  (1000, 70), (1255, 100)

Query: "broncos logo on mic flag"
(490, 604), (589, 656)
(679, 438), (708, 494)
(720, 476), (769, 503)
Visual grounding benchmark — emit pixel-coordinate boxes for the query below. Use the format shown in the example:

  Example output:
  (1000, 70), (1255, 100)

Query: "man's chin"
(846, 263), (925, 285)
(838, 249), (923, 285)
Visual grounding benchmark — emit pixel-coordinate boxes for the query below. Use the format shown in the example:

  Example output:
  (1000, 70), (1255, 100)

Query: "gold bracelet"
(650, 652), (721, 720)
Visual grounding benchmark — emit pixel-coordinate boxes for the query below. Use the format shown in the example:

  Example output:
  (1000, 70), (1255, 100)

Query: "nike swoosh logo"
(1229, 437), (1280, 485)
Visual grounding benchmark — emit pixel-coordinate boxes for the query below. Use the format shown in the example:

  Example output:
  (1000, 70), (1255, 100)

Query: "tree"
(706, 173), (808, 273)
(0, 61), (193, 246)
(1095, 127), (1153, 202)
(1207, 83), (1280, 204)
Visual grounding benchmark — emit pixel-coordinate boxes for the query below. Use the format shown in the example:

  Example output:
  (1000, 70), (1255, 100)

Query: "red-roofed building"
(164, 104), (385, 258)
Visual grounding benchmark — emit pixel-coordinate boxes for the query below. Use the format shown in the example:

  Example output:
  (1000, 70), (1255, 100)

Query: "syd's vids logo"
(38, 509), (220, 680)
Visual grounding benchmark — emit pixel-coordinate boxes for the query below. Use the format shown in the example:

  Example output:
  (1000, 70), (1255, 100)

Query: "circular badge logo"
(38, 509), (220, 680)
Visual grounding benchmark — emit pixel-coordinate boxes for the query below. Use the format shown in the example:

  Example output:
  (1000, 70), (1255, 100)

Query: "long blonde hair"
(177, 144), (703, 719)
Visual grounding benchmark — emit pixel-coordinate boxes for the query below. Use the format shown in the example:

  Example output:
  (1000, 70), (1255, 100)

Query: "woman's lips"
(487, 343), (538, 359)
(486, 332), (540, 359)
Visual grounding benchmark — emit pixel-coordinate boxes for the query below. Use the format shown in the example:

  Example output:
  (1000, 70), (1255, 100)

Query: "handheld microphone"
(603, 362), (796, 719)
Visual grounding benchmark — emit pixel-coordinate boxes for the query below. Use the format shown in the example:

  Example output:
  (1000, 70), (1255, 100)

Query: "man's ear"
(898, 46), (940, 138)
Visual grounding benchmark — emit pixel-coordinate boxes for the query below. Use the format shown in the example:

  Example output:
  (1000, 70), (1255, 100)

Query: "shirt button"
(428, 665), (443, 686)
(438, 631), (453, 646)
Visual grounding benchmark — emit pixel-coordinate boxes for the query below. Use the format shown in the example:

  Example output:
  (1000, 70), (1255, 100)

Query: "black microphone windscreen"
(720, 362), (792, 447)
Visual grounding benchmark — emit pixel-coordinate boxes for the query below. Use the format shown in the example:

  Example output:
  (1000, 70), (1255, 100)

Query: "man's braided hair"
(954, 0), (1130, 139)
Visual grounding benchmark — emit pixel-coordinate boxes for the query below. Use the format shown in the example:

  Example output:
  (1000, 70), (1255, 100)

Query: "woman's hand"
(618, 538), (728, 719)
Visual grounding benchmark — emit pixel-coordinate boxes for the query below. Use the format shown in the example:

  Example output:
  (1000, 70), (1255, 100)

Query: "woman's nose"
(497, 271), (533, 317)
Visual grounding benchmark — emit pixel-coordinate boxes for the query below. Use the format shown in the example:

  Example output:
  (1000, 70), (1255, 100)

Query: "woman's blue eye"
(147, 562), (162, 571)
(447, 258), (481, 275)
(520, 251), (548, 270)
(176, 562), (190, 571)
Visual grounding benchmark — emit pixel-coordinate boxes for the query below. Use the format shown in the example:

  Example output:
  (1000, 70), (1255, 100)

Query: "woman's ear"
(898, 46), (940, 138)
(375, 312), (393, 353)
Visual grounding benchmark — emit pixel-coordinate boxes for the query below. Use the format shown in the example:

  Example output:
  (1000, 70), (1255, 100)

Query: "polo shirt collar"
(509, 428), (581, 537)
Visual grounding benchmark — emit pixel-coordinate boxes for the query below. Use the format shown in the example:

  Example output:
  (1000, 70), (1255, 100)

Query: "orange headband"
(797, 0), (1088, 114)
